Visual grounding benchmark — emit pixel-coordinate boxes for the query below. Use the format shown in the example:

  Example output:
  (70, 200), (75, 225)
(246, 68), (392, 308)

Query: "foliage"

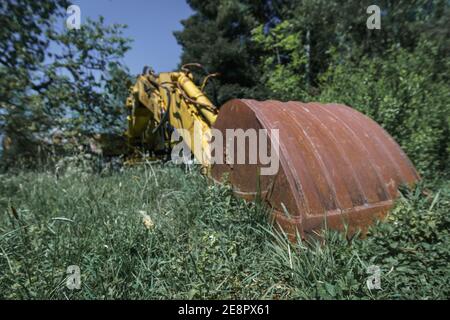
(177, 1), (450, 179)
(0, 0), (132, 168)
(0, 165), (448, 299)
(43, 16), (132, 132)
(174, 0), (291, 104)
(315, 41), (449, 178)
(178, 0), (449, 101)
(252, 21), (309, 101)
(249, 1), (449, 178)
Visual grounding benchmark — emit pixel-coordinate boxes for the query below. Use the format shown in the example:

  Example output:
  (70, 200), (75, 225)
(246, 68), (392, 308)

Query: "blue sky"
(71, 0), (193, 75)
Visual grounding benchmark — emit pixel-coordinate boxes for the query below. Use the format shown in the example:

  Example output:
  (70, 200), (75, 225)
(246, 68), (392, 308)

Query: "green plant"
(316, 41), (449, 178)
(0, 165), (448, 299)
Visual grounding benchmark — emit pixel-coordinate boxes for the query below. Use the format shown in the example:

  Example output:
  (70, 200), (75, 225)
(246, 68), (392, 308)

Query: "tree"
(0, 0), (132, 168)
(177, 0), (449, 103)
(177, 0), (449, 177)
(174, 0), (292, 105)
(249, 0), (450, 177)
(252, 0), (450, 95)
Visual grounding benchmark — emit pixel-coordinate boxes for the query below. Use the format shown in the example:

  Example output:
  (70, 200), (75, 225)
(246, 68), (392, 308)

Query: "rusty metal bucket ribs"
(211, 99), (419, 237)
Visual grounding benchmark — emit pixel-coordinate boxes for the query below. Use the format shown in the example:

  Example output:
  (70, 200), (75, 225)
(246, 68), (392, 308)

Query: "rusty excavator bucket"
(211, 99), (420, 238)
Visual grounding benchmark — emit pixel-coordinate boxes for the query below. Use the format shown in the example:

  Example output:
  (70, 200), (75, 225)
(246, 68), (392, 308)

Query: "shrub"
(316, 41), (449, 178)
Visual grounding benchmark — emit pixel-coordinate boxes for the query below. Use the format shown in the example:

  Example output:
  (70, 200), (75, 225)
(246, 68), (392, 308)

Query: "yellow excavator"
(125, 64), (419, 238)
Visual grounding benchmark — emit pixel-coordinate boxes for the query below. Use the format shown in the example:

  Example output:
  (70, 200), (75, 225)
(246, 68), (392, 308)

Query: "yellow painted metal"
(125, 68), (218, 167)
(170, 72), (217, 125)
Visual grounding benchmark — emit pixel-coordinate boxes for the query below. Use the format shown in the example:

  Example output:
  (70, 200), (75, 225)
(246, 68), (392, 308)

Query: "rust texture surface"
(211, 99), (420, 237)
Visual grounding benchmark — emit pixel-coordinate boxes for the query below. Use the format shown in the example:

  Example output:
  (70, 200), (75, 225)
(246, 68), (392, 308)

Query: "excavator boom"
(126, 66), (217, 166)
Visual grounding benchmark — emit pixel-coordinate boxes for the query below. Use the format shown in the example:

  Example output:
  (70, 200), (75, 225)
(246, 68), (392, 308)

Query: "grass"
(0, 162), (449, 299)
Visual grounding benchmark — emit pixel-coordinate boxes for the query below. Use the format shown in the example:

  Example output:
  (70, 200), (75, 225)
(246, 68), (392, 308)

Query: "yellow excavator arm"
(125, 65), (218, 167)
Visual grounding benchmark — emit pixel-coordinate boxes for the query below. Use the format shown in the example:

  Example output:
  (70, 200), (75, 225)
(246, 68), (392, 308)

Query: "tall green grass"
(0, 164), (448, 299)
